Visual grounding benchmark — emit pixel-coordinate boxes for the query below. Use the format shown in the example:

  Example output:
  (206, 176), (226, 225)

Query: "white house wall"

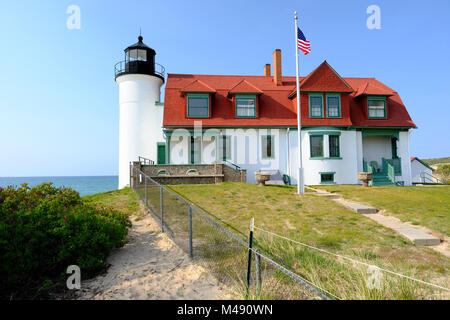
(168, 129), (288, 183)
(170, 136), (189, 164)
(397, 130), (412, 186)
(289, 129), (359, 185)
(202, 136), (216, 164)
(356, 131), (363, 173)
(166, 127), (412, 187)
(225, 128), (288, 183)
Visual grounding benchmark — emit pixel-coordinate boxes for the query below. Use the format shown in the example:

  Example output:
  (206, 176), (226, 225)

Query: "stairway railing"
(419, 171), (444, 184)
(387, 163), (396, 184)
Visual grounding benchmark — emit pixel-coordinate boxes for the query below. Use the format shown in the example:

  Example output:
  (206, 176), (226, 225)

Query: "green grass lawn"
(314, 185), (450, 236)
(166, 182), (449, 299)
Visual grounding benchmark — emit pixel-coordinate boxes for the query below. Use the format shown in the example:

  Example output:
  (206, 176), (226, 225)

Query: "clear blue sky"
(0, 0), (449, 177)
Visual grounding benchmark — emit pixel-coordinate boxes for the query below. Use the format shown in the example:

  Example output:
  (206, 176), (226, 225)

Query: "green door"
(157, 143), (166, 164)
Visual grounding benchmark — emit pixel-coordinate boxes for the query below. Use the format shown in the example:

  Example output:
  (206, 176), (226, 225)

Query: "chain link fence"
(131, 167), (330, 300)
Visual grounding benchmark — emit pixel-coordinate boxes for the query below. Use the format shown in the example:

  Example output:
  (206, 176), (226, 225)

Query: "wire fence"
(131, 166), (449, 300)
(252, 226), (450, 300)
(132, 167), (330, 300)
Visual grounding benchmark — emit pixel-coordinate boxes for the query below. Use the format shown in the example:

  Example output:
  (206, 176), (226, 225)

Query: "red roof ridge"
(354, 81), (394, 97)
(169, 73), (297, 78)
(180, 79), (216, 93)
(300, 60), (353, 92)
(228, 79), (263, 94)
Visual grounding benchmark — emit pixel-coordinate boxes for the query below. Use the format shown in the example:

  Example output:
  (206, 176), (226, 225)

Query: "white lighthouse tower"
(115, 35), (165, 189)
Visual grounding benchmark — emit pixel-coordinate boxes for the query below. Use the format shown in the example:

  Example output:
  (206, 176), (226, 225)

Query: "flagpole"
(294, 11), (304, 194)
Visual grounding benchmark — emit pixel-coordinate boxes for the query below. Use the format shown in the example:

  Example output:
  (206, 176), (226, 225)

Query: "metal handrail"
(387, 163), (396, 184)
(114, 60), (165, 78)
(222, 159), (241, 171)
(138, 156), (154, 165)
(420, 171), (444, 184)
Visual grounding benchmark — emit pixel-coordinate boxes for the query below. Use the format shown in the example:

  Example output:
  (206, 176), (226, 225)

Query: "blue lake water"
(0, 176), (118, 197)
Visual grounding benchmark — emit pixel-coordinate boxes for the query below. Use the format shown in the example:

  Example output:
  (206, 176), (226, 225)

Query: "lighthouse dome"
(114, 35), (165, 82)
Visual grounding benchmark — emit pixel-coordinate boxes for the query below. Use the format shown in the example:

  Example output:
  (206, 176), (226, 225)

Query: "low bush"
(0, 183), (131, 298)
(436, 164), (450, 184)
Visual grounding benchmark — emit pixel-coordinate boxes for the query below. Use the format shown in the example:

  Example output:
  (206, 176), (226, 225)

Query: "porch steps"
(371, 173), (395, 186)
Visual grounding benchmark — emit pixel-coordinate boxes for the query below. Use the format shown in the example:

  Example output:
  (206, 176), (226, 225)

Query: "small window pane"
(127, 49), (147, 61)
(310, 96), (323, 117)
(310, 136), (323, 157)
(321, 173), (334, 182)
(188, 97), (209, 117)
(221, 136), (231, 160)
(262, 135), (274, 158)
(327, 97), (340, 117)
(137, 49), (147, 61)
(236, 98), (256, 117)
(190, 137), (201, 164)
(368, 100), (385, 118)
(329, 135), (340, 158)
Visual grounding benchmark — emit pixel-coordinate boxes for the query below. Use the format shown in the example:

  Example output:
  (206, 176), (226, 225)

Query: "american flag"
(297, 27), (311, 55)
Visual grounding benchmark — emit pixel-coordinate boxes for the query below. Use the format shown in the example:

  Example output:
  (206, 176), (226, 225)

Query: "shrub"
(436, 164), (450, 184)
(0, 183), (131, 297)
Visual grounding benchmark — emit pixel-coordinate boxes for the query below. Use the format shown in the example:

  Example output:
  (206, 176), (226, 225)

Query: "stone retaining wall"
(131, 162), (246, 185)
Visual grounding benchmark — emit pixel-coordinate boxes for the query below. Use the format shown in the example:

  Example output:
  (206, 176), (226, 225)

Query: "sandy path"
(76, 207), (228, 300)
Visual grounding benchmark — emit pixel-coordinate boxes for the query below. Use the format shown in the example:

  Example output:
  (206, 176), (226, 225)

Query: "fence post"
(188, 205), (193, 258)
(160, 186), (164, 232)
(246, 217), (255, 299)
(255, 250), (261, 297)
(145, 177), (148, 206)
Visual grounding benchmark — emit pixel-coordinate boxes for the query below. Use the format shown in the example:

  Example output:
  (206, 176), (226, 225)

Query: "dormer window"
(187, 93), (210, 118)
(235, 95), (257, 118)
(367, 96), (386, 119)
(309, 93), (324, 118)
(326, 94), (341, 118)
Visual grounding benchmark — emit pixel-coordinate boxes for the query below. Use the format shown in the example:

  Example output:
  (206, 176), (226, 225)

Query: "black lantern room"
(115, 35), (165, 82)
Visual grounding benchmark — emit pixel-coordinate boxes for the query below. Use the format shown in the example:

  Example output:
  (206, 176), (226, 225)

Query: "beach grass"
(166, 182), (449, 299)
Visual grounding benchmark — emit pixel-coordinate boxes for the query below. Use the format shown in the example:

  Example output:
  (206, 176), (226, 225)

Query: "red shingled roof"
(163, 61), (416, 128)
(300, 61), (353, 92)
(353, 82), (394, 97)
(228, 79), (263, 95)
(180, 79), (216, 93)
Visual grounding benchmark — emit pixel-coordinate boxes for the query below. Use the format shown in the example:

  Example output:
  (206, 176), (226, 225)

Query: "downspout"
(287, 127), (291, 183)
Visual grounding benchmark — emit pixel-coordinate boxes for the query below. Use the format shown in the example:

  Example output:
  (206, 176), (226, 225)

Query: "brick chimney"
(273, 49), (282, 86)
(264, 64), (271, 76)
